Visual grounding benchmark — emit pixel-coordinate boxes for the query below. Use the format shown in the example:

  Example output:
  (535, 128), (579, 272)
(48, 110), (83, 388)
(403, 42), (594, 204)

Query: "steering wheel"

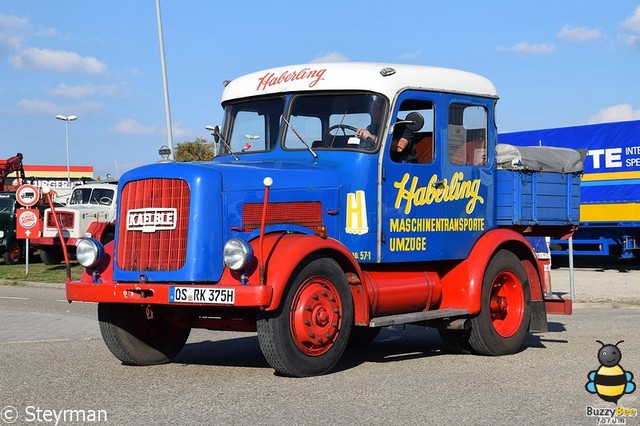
(327, 123), (359, 135)
(99, 196), (112, 205)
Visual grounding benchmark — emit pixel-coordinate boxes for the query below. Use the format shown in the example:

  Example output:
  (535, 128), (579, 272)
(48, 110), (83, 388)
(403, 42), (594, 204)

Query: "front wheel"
(2, 240), (23, 265)
(98, 303), (191, 365)
(467, 249), (531, 356)
(257, 258), (353, 377)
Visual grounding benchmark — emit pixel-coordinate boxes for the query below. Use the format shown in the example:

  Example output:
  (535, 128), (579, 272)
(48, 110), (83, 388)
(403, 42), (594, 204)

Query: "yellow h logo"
(345, 190), (368, 235)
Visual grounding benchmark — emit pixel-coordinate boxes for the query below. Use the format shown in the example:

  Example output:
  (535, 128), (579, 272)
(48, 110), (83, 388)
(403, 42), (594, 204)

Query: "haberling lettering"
(256, 67), (327, 91)
(393, 172), (484, 215)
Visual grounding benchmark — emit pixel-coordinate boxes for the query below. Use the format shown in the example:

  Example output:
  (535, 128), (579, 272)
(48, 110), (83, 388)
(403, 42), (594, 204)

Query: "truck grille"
(46, 211), (74, 229)
(117, 178), (190, 271)
(242, 201), (322, 231)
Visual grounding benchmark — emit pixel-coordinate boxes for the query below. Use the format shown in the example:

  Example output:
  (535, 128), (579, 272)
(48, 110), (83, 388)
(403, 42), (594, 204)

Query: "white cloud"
(557, 25), (602, 42)
(48, 83), (119, 99)
(10, 47), (106, 73)
(0, 14), (29, 31)
(401, 49), (422, 59)
(109, 118), (159, 136)
(109, 118), (194, 139)
(310, 52), (350, 63)
(497, 42), (556, 55)
(17, 98), (100, 116)
(622, 5), (640, 32)
(588, 103), (640, 124)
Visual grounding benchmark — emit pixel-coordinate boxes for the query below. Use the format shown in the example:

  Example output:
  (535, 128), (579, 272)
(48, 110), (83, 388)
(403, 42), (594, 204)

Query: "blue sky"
(1, 1), (639, 178)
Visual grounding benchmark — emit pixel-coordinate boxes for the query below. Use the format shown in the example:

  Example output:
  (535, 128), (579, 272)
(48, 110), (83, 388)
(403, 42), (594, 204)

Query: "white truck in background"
(32, 181), (117, 264)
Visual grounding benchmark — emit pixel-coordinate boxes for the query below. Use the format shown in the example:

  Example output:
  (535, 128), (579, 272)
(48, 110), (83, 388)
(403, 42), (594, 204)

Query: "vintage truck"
(33, 181), (117, 264)
(0, 153), (26, 264)
(64, 63), (581, 377)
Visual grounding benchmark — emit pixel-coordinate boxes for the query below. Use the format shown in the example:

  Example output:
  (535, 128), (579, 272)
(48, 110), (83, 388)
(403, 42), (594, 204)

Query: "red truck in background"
(0, 153), (27, 264)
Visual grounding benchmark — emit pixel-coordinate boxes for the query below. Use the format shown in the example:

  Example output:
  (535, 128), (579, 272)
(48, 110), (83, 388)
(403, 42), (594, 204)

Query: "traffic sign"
(16, 184), (39, 207)
(16, 208), (40, 239)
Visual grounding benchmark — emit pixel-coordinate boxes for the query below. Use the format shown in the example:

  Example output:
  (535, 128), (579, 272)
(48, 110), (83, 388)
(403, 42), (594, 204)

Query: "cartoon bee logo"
(586, 340), (636, 403)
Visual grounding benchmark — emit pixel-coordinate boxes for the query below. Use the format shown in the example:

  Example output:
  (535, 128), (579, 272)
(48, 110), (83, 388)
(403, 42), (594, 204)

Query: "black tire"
(2, 240), (23, 265)
(467, 250), (531, 356)
(98, 303), (191, 366)
(39, 247), (64, 265)
(256, 258), (353, 377)
(348, 326), (381, 347)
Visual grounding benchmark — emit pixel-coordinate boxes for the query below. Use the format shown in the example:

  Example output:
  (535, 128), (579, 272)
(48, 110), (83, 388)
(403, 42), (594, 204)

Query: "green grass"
(0, 257), (83, 284)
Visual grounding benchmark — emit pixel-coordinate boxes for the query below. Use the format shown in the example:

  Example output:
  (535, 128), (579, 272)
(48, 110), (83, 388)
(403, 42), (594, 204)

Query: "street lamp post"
(55, 114), (77, 186)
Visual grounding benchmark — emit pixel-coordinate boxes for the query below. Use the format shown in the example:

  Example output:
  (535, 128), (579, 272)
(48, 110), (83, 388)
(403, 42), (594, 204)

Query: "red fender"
(439, 229), (540, 314)
(86, 221), (114, 242)
(228, 233), (365, 314)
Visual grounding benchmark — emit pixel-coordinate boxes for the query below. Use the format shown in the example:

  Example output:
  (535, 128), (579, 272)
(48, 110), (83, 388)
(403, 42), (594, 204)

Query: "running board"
(368, 309), (469, 328)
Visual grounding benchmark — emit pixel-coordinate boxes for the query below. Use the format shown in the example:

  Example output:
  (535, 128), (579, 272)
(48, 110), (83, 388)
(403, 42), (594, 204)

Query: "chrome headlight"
(223, 238), (253, 271)
(0, 230), (4, 238)
(76, 238), (104, 268)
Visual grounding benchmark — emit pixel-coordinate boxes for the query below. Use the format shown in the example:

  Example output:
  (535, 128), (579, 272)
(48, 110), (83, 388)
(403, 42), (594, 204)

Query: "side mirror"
(213, 125), (221, 144)
(404, 112), (424, 132)
(392, 112), (424, 132)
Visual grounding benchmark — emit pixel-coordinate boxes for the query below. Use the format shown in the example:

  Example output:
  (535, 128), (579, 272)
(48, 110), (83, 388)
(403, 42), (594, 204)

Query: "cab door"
(381, 90), (443, 262)
(380, 91), (492, 262)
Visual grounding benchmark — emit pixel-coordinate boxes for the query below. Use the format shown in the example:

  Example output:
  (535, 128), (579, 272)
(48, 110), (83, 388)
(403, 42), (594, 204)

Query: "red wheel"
(468, 250), (531, 355)
(489, 270), (525, 338)
(3, 240), (23, 265)
(290, 276), (343, 356)
(257, 257), (353, 377)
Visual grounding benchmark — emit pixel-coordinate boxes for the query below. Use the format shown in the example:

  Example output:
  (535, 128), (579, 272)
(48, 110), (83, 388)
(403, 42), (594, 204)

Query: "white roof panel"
(221, 62), (498, 103)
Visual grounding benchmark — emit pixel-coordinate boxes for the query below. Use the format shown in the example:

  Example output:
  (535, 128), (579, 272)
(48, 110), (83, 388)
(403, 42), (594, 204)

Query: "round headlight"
(223, 238), (253, 271)
(76, 238), (104, 268)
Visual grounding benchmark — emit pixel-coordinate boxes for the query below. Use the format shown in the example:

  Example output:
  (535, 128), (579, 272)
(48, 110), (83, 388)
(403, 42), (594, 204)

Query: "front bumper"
(65, 280), (273, 308)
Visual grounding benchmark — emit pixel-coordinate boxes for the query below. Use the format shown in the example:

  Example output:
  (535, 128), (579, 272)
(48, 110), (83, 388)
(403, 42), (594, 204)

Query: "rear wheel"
(2, 240), (23, 265)
(98, 303), (191, 365)
(257, 258), (353, 377)
(39, 247), (63, 265)
(467, 250), (531, 355)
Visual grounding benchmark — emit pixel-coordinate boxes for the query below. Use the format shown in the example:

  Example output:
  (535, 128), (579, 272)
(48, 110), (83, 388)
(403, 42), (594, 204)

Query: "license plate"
(169, 286), (235, 304)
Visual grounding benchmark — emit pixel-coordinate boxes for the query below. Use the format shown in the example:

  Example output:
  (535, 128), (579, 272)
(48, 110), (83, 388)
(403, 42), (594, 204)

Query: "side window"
(448, 104), (488, 166)
(391, 99), (435, 164)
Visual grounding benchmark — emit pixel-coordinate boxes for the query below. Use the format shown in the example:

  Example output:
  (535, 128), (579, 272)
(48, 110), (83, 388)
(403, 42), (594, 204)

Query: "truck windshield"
(0, 197), (13, 214)
(284, 93), (385, 152)
(69, 188), (115, 205)
(221, 97), (285, 156)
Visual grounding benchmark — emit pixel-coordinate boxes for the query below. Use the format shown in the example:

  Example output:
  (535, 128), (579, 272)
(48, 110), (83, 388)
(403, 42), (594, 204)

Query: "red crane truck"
(64, 63), (580, 376)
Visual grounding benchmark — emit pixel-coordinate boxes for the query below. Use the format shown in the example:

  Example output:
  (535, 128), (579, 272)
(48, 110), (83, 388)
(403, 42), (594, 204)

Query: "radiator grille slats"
(117, 179), (190, 271)
(242, 201), (322, 231)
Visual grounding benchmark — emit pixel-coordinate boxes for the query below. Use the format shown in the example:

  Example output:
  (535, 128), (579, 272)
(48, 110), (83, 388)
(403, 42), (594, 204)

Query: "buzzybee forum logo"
(585, 340), (638, 424)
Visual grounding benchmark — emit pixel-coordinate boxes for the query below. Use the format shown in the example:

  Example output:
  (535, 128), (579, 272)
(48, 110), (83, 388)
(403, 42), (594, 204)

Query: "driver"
(355, 99), (384, 148)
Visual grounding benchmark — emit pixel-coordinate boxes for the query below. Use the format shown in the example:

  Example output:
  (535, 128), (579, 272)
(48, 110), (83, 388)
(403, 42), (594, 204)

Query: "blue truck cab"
(66, 63), (581, 376)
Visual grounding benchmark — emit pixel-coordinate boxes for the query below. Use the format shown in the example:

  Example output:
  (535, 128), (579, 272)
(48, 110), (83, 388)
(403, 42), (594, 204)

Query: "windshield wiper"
(205, 125), (239, 161)
(282, 116), (317, 159)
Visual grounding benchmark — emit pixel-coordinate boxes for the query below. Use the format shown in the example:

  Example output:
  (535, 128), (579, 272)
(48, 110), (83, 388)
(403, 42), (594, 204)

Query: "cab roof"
(221, 62), (498, 103)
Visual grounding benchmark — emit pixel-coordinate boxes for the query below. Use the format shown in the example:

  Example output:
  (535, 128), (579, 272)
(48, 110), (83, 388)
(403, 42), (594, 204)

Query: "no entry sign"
(16, 184), (39, 207)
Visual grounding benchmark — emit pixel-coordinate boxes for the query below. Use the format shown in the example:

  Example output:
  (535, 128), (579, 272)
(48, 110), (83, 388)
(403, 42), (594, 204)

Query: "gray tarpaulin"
(496, 143), (585, 173)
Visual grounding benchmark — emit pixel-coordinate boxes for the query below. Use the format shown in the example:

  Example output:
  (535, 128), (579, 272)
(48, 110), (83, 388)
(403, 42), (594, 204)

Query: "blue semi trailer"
(499, 120), (640, 259)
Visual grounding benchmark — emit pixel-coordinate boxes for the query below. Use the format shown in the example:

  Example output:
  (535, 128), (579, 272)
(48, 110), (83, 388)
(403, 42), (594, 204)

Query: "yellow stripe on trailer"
(581, 203), (640, 222)
(582, 171), (640, 181)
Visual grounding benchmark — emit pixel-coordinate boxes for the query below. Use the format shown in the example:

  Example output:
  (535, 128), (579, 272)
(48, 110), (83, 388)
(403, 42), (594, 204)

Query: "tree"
(174, 138), (214, 162)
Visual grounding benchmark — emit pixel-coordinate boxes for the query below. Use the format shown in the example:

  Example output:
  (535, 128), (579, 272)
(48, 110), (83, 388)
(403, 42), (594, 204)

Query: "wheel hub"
(291, 278), (342, 356)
